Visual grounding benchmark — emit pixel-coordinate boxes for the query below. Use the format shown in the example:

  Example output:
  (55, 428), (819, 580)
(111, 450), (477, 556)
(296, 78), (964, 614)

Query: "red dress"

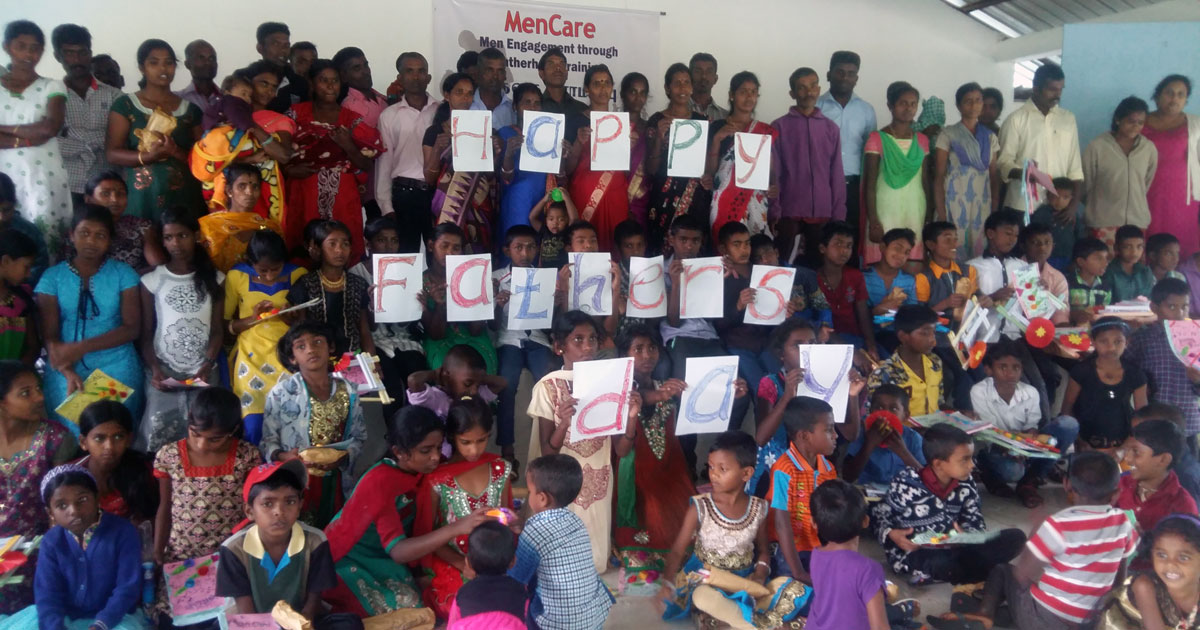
(569, 149), (630, 254)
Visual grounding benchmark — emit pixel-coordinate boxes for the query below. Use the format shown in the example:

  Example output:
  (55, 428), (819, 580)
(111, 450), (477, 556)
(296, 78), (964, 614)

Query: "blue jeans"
(976, 416), (1080, 483)
(497, 341), (556, 448)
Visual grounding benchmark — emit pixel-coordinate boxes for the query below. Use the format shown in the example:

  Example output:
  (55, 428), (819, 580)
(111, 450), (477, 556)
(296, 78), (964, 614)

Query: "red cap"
(242, 459), (309, 504)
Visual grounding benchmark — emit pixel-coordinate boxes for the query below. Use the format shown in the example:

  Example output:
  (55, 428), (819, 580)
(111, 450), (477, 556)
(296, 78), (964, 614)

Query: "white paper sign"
(734, 132), (772, 191)
(450, 110), (493, 173)
(666, 118), (709, 178)
(745, 265), (796, 326)
(796, 344), (854, 425)
(372, 253), (423, 323)
(521, 111), (565, 174)
(680, 256), (724, 319)
(590, 111), (630, 171)
(676, 355), (740, 435)
(571, 357), (635, 439)
(626, 256), (667, 319)
(567, 252), (613, 316)
(445, 254), (493, 322)
(507, 267), (556, 330)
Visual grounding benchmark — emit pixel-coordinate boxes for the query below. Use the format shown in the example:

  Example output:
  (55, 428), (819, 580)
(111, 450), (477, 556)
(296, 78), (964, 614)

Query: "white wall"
(7, 0), (1011, 124)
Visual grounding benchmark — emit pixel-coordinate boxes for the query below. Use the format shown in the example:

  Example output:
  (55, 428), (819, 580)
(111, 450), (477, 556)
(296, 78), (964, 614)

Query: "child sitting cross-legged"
(1092, 515), (1200, 629)
(1117, 419), (1199, 533)
(1127, 278), (1200, 446)
(873, 423), (1026, 587)
(843, 383), (925, 487)
(867, 304), (947, 418)
(447, 522), (527, 630)
(1062, 317), (1147, 454)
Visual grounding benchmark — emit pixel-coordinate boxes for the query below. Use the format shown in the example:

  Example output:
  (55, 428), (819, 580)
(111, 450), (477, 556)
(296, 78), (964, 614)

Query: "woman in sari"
(198, 163), (283, 273)
(422, 73), (496, 255)
(863, 81), (931, 266)
(706, 71), (777, 244)
(646, 63), (712, 256)
(1144, 75), (1200, 257)
(566, 64), (630, 254)
(622, 73), (652, 227)
(934, 82), (1000, 259)
(285, 60), (382, 264)
(105, 39), (203, 222)
(497, 83), (555, 264)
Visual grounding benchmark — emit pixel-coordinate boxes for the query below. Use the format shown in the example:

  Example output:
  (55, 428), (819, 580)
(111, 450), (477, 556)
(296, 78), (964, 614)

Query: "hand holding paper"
(677, 356), (740, 435)
(570, 357), (635, 439)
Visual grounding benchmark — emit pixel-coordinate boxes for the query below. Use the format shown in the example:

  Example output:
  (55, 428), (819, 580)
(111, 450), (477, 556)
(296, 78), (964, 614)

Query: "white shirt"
(997, 100), (1084, 210)
(471, 90), (516, 130)
(967, 255), (1030, 342)
(374, 93), (440, 214)
(140, 266), (225, 375)
(493, 265), (551, 349)
(970, 377), (1041, 432)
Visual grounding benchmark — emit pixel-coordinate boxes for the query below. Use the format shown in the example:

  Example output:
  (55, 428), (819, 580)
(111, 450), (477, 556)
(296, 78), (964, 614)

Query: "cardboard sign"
(522, 111), (565, 174)
(508, 267), (557, 330)
(165, 553), (225, 624)
(676, 355), (740, 435)
(450, 110), (493, 172)
(745, 265), (796, 325)
(627, 255), (667, 319)
(679, 257), (724, 319)
(1166, 319), (1200, 369)
(571, 357), (635, 439)
(445, 254), (493, 322)
(734, 132), (772, 191)
(667, 118), (708, 178)
(590, 111), (630, 171)
(567, 252), (613, 316)
(795, 344), (854, 425)
(373, 254), (423, 323)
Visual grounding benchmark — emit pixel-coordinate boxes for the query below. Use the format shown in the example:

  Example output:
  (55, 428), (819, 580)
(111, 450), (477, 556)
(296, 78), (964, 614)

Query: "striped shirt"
(767, 445), (837, 552)
(1026, 505), (1138, 623)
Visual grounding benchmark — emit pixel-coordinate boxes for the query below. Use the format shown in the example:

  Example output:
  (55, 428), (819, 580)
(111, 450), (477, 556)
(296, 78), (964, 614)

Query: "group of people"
(2, 14), (1200, 630)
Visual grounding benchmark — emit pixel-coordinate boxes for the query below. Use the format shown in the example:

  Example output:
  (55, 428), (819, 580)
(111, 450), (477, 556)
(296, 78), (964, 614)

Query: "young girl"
(81, 170), (165, 274)
(139, 208), (224, 453)
(660, 431), (808, 629)
(1062, 317), (1148, 451)
(1094, 514), (1200, 628)
(151, 387), (259, 620)
(422, 223), (497, 373)
(261, 321), (366, 528)
(0, 228), (41, 363)
(289, 219), (374, 357)
(751, 319), (815, 496)
(0, 361), (74, 614)
(323, 405), (492, 618)
(414, 397), (513, 618)
(529, 190), (578, 270)
(864, 82), (932, 267)
(35, 204), (143, 434)
(225, 229), (307, 444)
(2, 464), (143, 630)
(74, 400), (158, 524)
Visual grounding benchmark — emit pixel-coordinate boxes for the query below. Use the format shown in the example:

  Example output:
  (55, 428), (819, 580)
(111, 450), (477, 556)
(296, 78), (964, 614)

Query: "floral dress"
(0, 76), (72, 258)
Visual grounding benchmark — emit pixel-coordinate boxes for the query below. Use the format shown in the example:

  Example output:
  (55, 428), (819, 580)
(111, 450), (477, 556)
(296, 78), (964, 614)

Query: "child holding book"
(1061, 317), (1147, 452)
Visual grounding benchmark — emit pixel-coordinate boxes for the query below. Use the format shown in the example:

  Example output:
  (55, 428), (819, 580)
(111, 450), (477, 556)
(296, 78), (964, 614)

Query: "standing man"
(771, 67), (845, 266)
(689, 52), (728, 121)
(538, 47), (587, 122)
(997, 63), (1083, 213)
(336, 46), (387, 220)
(290, 41), (317, 80)
(375, 52), (439, 251)
(52, 24), (120, 207)
(816, 51), (876, 250)
(471, 47), (515, 130)
(256, 22), (308, 113)
(177, 39), (219, 117)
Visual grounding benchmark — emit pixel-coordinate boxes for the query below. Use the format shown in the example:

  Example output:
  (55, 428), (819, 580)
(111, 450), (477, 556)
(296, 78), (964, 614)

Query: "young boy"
(449, 522), (527, 628)
(864, 228), (918, 316)
(407, 344), (507, 420)
(914, 221), (978, 409)
(1133, 403), (1200, 504)
(767, 396), (838, 584)
(1020, 222), (1070, 325)
(873, 424), (1025, 587)
(216, 460), (360, 630)
(1068, 237), (1113, 324)
(930, 452), (1137, 630)
(751, 233), (833, 340)
(1146, 232), (1186, 283)
(614, 219), (657, 337)
(807, 479), (894, 630)
(717, 221), (768, 424)
(843, 384), (925, 486)
(816, 221), (878, 359)
(509, 454), (613, 630)
(1029, 177), (1081, 272)
(529, 187), (578, 269)
(557, 219), (621, 344)
(1104, 224), (1157, 301)
(867, 304), (946, 418)
(1117, 418), (1199, 532)
(967, 209), (1026, 342)
(493, 225), (554, 466)
(1127, 278), (1200, 441)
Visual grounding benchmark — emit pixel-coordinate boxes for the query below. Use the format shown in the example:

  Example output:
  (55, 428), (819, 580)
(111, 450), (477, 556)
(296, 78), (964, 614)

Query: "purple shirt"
(769, 107), (846, 222)
(806, 548), (886, 630)
(177, 81), (219, 118)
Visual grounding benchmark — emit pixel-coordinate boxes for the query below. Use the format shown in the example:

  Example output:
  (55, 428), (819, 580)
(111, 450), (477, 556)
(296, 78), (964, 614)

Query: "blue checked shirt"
(509, 508), (612, 630)
(1127, 323), (1200, 435)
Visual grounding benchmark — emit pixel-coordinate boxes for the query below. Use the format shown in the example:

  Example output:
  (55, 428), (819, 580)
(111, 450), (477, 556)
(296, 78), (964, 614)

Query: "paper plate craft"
(1025, 317), (1056, 348)
(1056, 327), (1092, 353)
(912, 529), (1002, 547)
(165, 553), (225, 624)
(485, 507), (518, 525)
(865, 411), (904, 449)
(1165, 319), (1200, 369)
(53, 370), (133, 426)
(948, 297), (992, 369)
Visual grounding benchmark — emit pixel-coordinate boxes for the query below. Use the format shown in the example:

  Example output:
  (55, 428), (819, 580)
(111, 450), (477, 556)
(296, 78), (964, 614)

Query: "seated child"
(1146, 232), (1186, 283)
(1127, 278), (1200, 443)
(1132, 402), (1200, 504)
(816, 220), (879, 358)
(749, 234), (832, 343)
(0, 172), (49, 284)
(422, 223), (497, 372)
(660, 431), (808, 630)
(1068, 237), (1114, 325)
(914, 222), (978, 409)
(867, 304), (947, 417)
(844, 384), (925, 486)
(1029, 177), (1081, 271)
(74, 400), (158, 525)
(407, 344), (506, 419)
(873, 423), (1025, 586)
(966, 209), (1025, 338)
(613, 219), (656, 337)
(1020, 221), (1069, 325)
(1117, 419), (1199, 533)
(717, 221), (769, 424)
(217, 459), (362, 630)
(529, 188), (577, 269)
(1093, 515), (1200, 628)
(448, 522), (527, 630)
(930, 452), (1136, 630)
(752, 319), (818, 496)
(1104, 225), (1156, 302)
(1061, 317), (1148, 452)
(864, 227), (918, 317)
(509, 454), (613, 630)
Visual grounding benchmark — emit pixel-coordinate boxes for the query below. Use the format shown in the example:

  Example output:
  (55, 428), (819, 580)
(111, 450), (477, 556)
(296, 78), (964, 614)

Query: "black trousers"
(845, 175), (862, 268)
(905, 528), (1026, 584)
(390, 178), (434, 253)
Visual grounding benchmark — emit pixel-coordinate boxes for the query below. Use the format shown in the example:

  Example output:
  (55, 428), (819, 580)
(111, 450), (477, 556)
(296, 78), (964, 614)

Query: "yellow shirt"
(867, 352), (945, 417)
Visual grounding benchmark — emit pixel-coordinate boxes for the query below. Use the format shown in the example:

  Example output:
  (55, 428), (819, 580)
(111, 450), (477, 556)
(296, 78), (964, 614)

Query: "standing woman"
(285, 59), (383, 264)
(497, 83), (554, 258)
(1082, 97), (1157, 245)
(622, 73), (652, 226)
(105, 39), (203, 222)
(646, 63), (712, 256)
(566, 64), (630, 254)
(1144, 75), (1200, 257)
(706, 71), (777, 243)
(863, 81), (931, 266)
(933, 82), (999, 259)
(0, 21), (71, 258)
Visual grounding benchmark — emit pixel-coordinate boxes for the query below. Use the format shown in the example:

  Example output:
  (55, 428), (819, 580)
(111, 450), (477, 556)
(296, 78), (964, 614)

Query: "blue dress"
(34, 259), (143, 435)
(496, 125), (549, 264)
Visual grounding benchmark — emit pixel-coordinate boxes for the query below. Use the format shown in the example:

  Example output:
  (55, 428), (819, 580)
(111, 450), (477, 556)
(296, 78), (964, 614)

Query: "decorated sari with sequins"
(413, 453), (512, 618)
(663, 494), (809, 629)
(613, 386), (694, 574)
(1093, 572), (1200, 629)
(431, 156), (495, 256)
